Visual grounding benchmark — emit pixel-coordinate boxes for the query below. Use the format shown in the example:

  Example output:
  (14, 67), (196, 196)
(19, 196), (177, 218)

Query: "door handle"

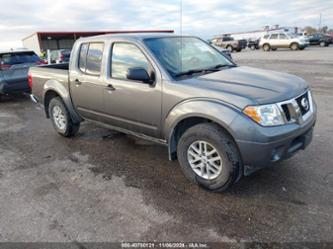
(74, 79), (82, 86)
(106, 84), (116, 91)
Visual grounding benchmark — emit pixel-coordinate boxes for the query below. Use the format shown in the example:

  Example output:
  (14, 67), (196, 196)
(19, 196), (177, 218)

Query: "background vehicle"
(29, 34), (316, 191)
(259, 32), (309, 51)
(50, 49), (71, 64)
(308, 33), (332, 47)
(210, 44), (232, 60)
(0, 49), (45, 96)
(211, 36), (247, 52)
(247, 39), (260, 50)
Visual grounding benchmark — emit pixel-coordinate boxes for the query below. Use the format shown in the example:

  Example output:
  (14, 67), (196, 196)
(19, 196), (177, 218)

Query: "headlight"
(243, 104), (285, 126)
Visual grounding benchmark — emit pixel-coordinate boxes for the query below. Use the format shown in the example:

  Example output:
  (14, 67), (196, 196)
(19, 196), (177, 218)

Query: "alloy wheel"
(187, 140), (223, 180)
(52, 105), (67, 130)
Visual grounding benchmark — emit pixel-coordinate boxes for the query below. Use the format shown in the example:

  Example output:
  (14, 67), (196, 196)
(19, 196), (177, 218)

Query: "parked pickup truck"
(211, 36), (247, 52)
(29, 34), (316, 191)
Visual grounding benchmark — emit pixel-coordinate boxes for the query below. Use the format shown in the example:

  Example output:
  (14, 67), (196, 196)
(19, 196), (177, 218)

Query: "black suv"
(308, 33), (332, 47)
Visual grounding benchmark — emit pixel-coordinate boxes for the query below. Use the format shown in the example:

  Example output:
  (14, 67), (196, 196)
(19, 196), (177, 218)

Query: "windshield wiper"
(174, 64), (236, 78)
(209, 64), (236, 70)
(174, 69), (208, 78)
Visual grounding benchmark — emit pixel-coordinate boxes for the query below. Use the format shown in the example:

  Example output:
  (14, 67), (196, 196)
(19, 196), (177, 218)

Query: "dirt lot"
(0, 46), (333, 244)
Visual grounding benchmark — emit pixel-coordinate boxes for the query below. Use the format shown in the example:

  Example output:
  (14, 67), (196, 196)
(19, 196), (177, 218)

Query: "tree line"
(304, 26), (332, 35)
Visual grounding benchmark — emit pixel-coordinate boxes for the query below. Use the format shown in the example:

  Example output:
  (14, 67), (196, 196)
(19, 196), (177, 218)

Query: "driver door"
(102, 42), (162, 138)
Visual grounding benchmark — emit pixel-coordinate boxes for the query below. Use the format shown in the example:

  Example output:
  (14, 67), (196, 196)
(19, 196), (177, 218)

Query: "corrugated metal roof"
(22, 30), (174, 40)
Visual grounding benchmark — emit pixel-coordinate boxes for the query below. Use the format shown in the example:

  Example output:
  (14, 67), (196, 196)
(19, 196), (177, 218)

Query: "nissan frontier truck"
(29, 33), (316, 191)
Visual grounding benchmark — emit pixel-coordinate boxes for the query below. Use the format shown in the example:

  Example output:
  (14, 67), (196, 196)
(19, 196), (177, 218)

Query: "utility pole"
(318, 13), (322, 32)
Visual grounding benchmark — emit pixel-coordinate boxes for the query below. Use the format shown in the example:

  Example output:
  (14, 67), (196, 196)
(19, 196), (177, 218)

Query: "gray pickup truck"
(29, 33), (316, 191)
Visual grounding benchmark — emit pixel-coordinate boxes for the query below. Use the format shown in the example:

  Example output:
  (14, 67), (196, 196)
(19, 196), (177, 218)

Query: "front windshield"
(144, 37), (233, 78)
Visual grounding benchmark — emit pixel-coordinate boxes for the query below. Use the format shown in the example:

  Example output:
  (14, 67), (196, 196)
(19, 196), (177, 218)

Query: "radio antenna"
(180, 0), (183, 72)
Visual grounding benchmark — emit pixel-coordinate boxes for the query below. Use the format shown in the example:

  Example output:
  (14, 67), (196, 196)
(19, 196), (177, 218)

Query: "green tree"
(304, 26), (317, 35)
(320, 26), (328, 33)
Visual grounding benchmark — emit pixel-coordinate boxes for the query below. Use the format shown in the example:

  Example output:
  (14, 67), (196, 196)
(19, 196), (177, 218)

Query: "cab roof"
(78, 33), (185, 42)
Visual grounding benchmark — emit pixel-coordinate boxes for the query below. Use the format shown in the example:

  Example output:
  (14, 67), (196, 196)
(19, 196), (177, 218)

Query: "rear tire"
(48, 97), (80, 137)
(177, 123), (241, 192)
(291, 43), (299, 50)
(319, 41), (326, 47)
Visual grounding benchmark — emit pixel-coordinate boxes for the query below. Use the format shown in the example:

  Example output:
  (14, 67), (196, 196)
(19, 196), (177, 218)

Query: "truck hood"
(181, 66), (309, 106)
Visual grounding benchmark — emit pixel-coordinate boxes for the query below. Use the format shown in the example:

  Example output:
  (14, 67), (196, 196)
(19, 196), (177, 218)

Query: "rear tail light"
(60, 54), (64, 62)
(36, 60), (47, 65)
(0, 64), (11, 70)
(28, 73), (33, 89)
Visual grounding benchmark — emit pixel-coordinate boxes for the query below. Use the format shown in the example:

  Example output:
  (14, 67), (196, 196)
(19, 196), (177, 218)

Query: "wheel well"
(44, 90), (60, 118)
(290, 42), (299, 47)
(169, 117), (234, 161)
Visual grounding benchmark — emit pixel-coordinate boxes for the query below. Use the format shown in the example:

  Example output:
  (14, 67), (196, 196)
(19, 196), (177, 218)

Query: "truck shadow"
(74, 122), (311, 206)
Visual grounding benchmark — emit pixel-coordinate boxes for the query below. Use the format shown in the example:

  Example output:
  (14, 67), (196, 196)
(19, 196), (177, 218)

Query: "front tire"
(226, 45), (233, 52)
(263, 44), (271, 51)
(177, 123), (241, 192)
(49, 97), (80, 137)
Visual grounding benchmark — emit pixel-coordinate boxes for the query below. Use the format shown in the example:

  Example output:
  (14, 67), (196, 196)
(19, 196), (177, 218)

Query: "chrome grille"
(278, 90), (313, 124)
(296, 92), (310, 116)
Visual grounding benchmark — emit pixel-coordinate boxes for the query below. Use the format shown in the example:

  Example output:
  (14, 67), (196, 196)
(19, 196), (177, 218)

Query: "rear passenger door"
(278, 33), (289, 48)
(70, 42), (106, 120)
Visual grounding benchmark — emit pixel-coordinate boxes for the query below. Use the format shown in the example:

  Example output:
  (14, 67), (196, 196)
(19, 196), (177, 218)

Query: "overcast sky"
(0, 0), (332, 49)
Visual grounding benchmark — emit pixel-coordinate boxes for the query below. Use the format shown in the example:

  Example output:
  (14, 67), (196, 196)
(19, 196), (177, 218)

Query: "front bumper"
(300, 43), (309, 48)
(231, 101), (317, 176)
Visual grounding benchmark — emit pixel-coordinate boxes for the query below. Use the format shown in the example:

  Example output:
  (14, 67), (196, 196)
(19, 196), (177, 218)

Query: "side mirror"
(127, 67), (152, 84)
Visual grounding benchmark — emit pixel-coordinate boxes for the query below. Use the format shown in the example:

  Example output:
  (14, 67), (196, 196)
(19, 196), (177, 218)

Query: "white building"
(215, 26), (302, 41)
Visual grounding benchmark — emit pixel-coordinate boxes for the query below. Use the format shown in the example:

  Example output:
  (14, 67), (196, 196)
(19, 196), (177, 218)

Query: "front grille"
(278, 90), (313, 124)
(295, 92), (310, 115)
(281, 104), (291, 121)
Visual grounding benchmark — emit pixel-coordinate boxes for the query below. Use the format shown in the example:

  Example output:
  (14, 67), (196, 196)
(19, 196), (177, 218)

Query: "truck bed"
(29, 63), (69, 103)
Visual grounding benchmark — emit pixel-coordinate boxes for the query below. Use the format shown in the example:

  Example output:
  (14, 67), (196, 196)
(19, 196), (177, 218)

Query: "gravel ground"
(0, 46), (332, 245)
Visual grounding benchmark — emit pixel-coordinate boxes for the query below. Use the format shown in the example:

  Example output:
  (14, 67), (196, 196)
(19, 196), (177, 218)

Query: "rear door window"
(78, 43), (104, 75)
(86, 43), (104, 75)
(79, 43), (89, 72)
(279, 34), (288, 39)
